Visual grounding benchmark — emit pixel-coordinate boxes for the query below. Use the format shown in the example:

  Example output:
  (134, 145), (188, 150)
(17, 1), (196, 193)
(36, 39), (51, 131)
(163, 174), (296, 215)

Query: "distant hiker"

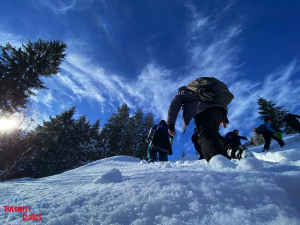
(262, 117), (285, 152)
(225, 130), (249, 147)
(146, 120), (173, 163)
(191, 128), (204, 160)
(282, 113), (300, 133)
(167, 77), (253, 162)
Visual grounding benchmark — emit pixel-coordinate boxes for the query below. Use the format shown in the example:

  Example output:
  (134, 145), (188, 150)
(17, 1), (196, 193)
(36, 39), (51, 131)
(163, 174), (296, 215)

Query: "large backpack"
(186, 77), (234, 106)
(255, 124), (265, 134)
(225, 132), (233, 140)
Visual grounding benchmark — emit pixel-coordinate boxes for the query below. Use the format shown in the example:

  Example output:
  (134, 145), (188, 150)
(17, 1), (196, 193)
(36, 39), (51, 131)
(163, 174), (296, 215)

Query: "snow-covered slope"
(1, 134), (300, 225)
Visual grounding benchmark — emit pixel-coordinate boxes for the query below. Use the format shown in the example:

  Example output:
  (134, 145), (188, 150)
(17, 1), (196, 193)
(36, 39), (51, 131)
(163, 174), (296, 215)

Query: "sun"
(0, 118), (17, 131)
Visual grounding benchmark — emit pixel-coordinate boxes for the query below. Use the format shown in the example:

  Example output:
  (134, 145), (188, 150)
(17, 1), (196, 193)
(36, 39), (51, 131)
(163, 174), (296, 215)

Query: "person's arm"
(236, 134), (248, 140)
(265, 122), (277, 133)
(167, 91), (185, 136)
(220, 114), (229, 128)
(238, 136), (248, 140)
(291, 114), (300, 119)
(230, 132), (247, 140)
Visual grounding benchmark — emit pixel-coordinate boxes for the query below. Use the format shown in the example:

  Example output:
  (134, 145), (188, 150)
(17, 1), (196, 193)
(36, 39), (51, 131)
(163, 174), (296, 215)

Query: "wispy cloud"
(37, 0), (106, 14)
(0, 32), (23, 47)
(2, 1), (299, 141)
(38, 0), (76, 14)
(225, 60), (300, 137)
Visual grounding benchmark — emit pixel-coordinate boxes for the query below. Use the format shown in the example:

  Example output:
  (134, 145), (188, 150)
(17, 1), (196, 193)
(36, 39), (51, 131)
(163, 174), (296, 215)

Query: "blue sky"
(1, 0), (300, 159)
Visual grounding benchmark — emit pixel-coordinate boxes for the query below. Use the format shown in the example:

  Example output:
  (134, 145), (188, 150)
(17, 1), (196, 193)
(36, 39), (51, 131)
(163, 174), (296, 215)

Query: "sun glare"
(0, 119), (17, 131)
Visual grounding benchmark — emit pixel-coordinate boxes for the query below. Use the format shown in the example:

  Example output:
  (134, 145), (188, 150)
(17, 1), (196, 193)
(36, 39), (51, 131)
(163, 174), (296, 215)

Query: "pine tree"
(128, 109), (144, 158)
(90, 119), (100, 141)
(90, 119), (101, 159)
(257, 97), (289, 132)
(74, 115), (92, 163)
(33, 106), (77, 177)
(98, 104), (130, 157)
(250, 127), (265, 146)
(0, 39), (67, 115)
(115, 104), (130, 156)
(123, 117), (135, 156)
(18, 106), (101, 178)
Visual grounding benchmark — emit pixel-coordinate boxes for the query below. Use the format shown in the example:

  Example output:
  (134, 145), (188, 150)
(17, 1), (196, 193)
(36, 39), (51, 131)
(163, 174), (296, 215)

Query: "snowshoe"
(227, 145), (255, 160)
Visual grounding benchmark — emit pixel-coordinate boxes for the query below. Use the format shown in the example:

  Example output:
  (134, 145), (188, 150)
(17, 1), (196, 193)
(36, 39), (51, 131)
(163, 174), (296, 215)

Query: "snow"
(236, 158), (263, 171)
(1, 134), (300, 225)
(209, 155), (236, 169)
(93, 168), (122, 184)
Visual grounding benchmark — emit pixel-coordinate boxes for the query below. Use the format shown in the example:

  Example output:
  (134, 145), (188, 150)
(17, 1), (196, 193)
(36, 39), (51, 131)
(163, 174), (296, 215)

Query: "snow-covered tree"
(250, 127), (265, 146)
(0, 39), (67, 115)
(257, 97), (289, 132)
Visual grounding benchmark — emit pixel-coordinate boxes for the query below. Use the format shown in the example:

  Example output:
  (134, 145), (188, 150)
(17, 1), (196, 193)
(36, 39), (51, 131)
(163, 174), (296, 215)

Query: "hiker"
(191, 128), (204, 160)
(262, 117), (285, 152)
(282, 113), (300, 133)
(225, 130), (249, 147)
(146, 120), (173, 163)
(167, 77), (253, 162)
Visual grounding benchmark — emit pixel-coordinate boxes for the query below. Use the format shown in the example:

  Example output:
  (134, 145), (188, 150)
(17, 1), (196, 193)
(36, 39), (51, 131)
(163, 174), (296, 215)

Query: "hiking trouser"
(262, 130), (285, 149)
(147, 141), (168, 162)
(194, 107), (233, 162)
(192, 132), (204, 160)
(193, 141), (205, 160)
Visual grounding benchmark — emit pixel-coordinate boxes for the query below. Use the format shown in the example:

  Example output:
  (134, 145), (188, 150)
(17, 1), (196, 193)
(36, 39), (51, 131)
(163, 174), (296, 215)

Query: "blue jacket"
(265, 122), (276, 133)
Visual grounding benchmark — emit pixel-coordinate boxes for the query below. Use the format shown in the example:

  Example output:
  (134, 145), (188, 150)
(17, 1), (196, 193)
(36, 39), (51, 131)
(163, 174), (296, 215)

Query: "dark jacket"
(167, 87), (228, 133)
(225, 131), (247, 145)
(191, 132), (198, 144)
(157, 123), (169, 135)
(283, 114), (300, 123)
(148, 124), (173, 155)
(225, 132), (247, 141)
(265, 122), (276, 133)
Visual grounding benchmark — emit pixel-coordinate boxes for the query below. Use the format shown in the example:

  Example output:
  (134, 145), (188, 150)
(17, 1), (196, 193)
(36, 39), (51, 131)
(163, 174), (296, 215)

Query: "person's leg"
(271, 134), (285, 147)
(147, 142), (158, 163)
(195, 107), (229, 162)
(262, 132), (271, 150)
(158, 152), (168, 162)
(193, 142), (204, 160)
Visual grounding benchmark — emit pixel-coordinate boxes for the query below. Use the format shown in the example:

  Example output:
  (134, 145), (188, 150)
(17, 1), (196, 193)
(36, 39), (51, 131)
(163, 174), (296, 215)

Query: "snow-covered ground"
(1, 134), (300, 225)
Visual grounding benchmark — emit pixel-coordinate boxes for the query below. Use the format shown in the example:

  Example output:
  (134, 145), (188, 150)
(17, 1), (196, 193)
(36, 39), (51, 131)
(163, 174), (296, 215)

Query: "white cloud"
(0, 32), (23, 47)
(37, 0), (106, 14)
(2, 1), (297, 140)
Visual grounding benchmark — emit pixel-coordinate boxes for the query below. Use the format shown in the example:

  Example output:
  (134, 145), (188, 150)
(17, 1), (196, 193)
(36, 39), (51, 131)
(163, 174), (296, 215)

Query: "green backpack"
(186, 77), (234, 106)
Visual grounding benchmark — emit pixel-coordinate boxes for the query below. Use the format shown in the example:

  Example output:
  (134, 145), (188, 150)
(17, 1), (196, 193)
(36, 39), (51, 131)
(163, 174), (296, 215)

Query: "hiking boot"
(262, 148), (269, 152)
(227, 145), (242, 159)
(227, 148), (236, 158)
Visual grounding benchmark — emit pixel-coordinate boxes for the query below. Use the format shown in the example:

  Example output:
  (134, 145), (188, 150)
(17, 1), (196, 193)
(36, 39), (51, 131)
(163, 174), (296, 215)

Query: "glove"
(168, 124), (175, 132)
